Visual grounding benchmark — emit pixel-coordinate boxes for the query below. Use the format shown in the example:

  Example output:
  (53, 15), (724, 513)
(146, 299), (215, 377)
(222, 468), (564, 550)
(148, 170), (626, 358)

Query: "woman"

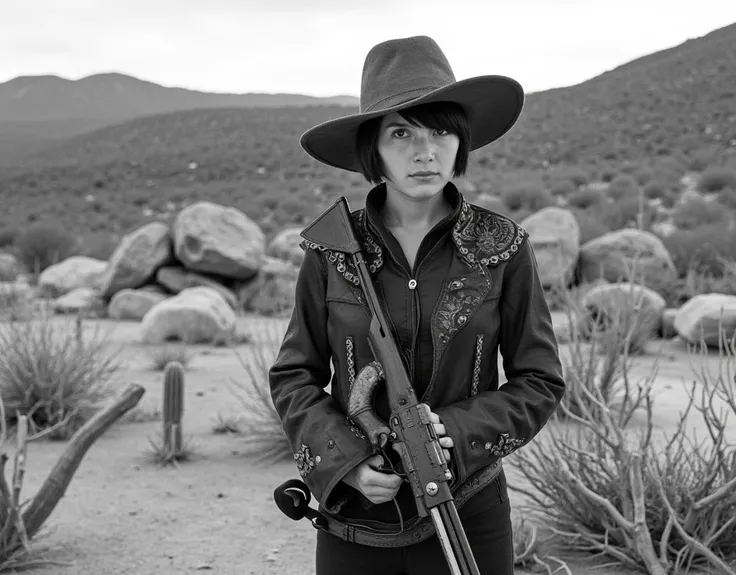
(269, 35), (565, 575)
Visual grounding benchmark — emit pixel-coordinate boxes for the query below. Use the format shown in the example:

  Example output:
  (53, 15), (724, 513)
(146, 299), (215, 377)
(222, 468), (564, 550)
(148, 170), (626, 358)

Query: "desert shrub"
(549, 179), (576, 197)
(599, 195), (656, 231)
(570, 208), (611, 245)
(660, 223), (736, 277)
(507, 301), (736, 574)
(642, 180), (673, 204)
(687, 148), (719, 171)
(567, 187), (606, 209)
(473, 194), (508, 214)
(717, 186), (736, 210)
(658, 267), (736, 308)
(221, 322), (291, 462)
(0, 228), (17, 248)
(13, 222), (77, 274)
(606, 174), (639, 200)
(501, 183), (555, 213)
(632, 167), (654, 185)
(671, 196), (728, 230)
(697, 166), (736, 194)
(0, 313), (120, 439)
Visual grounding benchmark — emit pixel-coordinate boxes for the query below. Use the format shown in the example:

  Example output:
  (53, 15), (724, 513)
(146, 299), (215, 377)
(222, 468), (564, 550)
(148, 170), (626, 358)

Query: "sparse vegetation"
(0, 312), (120, 439)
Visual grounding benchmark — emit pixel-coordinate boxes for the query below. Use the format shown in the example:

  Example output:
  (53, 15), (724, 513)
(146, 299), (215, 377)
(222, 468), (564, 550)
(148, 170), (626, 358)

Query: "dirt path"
(8, 314), (734, 574)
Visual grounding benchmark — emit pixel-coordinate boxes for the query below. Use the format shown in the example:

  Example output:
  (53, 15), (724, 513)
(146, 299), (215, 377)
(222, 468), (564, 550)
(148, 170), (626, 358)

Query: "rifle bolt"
(425, 482), (439, 496)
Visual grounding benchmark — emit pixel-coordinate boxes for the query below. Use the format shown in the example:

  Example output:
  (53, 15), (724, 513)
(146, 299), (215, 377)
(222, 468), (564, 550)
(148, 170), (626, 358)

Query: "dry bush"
(698, 167), (736, 194)
(567, 188), (606, 210)
(501, 183), (555, 213)
(661, 224), (736, 278)
(606, 174), (639, 200)
(506, 306), (736, 574)
(671, 196), (728, 231)
(658, 266), (736, 308)
(0, 312), (120, 440)
(13, 223), (77, 275)
(218, 321), (292, 463)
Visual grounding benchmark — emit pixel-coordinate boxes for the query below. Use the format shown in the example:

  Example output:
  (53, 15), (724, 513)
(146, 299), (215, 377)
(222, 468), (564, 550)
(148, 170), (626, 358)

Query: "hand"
(427, 407), (454, 463)
(342, 454), (403, 505)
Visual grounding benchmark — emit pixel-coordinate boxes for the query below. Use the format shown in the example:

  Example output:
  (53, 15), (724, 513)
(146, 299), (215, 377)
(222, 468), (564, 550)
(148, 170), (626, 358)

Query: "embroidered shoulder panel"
(300, 209), (384, 285)
(452, 200), (529, 268)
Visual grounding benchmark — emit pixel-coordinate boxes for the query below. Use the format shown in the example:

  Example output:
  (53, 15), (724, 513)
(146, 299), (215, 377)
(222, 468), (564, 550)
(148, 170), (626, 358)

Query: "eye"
(392, 128), (409, 138)
(435, 129), (449, 136)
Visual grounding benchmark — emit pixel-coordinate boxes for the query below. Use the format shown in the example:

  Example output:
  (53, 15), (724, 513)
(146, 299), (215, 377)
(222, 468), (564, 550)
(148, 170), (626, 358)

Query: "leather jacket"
(269, 182), (565, 539)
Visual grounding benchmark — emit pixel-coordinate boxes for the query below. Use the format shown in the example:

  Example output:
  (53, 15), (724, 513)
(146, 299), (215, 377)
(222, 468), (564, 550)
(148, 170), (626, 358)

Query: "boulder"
(172, 201), (265, 280)
(38, 255), (107, 297)
(140, 286), (237, 344)
(267, 228), (305, 267)
(578, 229), (676, 290)
(581, 282), (666, 335)
(674, 293), (736, 347)
(108, 288), (169, 321)
(521, 207), (580, 288)
(156, 266), (238, 309)
(99, 222), (172, 298)
(237, 255), (299, 317)
(52, 287), (104, 315)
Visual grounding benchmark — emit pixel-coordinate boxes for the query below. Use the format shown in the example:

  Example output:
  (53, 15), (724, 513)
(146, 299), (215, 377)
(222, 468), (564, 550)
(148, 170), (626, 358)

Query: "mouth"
(410, 171), (439, 178)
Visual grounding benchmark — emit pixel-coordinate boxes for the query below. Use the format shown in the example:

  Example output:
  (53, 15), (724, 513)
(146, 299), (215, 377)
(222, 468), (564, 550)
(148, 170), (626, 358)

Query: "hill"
(0, 23), (735, 257)
(0, 72), (357, 163)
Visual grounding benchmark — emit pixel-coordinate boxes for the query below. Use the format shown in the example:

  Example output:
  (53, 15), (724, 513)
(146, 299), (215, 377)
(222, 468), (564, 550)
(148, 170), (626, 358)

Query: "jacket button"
(470, 441), (478, 449)
(484, 442), (492, 450)
(458, 315), (467, 324)
(408, 279), (417, 290)
(327, 440), (335, 449)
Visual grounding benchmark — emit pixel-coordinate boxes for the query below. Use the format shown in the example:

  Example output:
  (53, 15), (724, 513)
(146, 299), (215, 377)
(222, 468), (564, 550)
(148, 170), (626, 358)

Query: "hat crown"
(360, 36), (457, 113)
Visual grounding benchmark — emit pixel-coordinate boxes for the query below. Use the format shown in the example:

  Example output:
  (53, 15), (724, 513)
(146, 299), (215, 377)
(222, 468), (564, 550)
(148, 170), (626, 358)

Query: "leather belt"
(318, 462), (504, 548)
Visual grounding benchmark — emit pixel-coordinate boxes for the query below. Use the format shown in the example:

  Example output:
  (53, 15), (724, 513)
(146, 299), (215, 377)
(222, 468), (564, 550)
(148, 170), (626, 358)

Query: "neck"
(380, 186), (451, 230)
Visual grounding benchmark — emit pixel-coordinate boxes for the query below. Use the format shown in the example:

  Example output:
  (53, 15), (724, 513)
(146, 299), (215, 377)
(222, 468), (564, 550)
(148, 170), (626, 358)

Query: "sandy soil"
(8, 313), (736, 575)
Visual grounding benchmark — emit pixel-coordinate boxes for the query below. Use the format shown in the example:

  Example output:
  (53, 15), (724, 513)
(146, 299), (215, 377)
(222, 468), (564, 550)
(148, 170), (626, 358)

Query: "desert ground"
(10, 311), (736, 575)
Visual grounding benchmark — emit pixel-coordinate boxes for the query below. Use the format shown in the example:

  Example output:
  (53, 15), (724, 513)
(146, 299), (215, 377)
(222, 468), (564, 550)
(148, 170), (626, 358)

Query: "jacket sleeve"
(435, 239), (565, 485)
(269, 247), (374, 513)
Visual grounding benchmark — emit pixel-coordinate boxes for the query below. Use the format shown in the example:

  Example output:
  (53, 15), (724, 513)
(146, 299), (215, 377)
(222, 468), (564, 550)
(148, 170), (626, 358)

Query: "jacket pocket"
(469, 334), (484, 397)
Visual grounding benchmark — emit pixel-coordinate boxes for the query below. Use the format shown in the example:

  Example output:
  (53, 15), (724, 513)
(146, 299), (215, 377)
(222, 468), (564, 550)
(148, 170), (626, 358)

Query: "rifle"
(273, 197), (481, 575)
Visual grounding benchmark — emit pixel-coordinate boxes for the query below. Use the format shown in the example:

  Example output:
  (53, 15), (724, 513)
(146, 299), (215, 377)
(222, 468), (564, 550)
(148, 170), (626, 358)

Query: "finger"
(443, 449), (451, 461)
(439, 437), (453, 448)
(427, 411), (439, 424)
(433, 422), (446, 437)
(366, 469), (403, 488)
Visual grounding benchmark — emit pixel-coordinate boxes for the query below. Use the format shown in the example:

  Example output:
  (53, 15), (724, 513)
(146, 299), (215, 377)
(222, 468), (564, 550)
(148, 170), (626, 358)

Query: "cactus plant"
(162, 361), (185, 458)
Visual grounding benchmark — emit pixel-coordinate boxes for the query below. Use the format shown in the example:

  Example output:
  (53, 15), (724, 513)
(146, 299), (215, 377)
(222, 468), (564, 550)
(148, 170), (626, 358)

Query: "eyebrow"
(384, 121), (414, 129)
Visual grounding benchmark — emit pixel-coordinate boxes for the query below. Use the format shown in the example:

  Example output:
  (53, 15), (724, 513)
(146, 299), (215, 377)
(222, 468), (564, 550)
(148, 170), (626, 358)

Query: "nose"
(412, 134), (435, 163)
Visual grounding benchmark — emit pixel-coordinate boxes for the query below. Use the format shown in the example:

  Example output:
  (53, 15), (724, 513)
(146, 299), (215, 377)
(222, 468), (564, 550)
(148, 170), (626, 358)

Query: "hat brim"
(300, 75), (524, 173)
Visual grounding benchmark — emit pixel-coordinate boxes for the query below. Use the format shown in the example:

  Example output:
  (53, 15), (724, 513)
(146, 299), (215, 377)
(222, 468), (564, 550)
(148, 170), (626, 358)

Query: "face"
(376, 112), (460, 201)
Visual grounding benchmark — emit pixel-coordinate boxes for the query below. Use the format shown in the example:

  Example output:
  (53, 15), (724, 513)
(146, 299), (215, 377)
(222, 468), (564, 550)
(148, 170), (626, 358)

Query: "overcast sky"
(2, 0), (735, 97)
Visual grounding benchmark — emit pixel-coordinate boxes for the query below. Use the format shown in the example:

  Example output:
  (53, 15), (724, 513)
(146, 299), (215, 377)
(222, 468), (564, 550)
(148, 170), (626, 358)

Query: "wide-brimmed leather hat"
(300, 35), (525, 173)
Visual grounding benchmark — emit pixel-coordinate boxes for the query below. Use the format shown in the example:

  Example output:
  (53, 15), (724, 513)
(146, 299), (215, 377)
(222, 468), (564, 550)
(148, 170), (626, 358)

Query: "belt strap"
(319, 462), (503, 548)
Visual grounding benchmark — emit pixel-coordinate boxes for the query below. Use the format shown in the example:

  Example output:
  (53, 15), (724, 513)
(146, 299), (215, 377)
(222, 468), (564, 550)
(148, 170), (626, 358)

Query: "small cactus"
(162, 361), (185, 458)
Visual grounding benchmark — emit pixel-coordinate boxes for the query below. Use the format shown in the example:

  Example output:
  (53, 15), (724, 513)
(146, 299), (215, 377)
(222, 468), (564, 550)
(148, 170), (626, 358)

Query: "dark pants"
(316, 470), (514, 575)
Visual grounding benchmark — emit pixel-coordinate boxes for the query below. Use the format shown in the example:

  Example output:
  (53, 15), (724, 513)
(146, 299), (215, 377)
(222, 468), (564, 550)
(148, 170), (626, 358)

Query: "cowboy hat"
(299, 35), (525, 173)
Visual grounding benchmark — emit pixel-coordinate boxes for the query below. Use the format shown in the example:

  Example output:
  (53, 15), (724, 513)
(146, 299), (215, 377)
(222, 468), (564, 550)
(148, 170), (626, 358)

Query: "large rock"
(521, 207), (580, 288)
(38, 256), (107, 297)
(674, 293), (736, 347)
(237, 255), (299, 317)
(140, 286), (237, 344)
(579, 229), (676, 289)
(266, 228), (305, 267)
(581, 282), (666, 335)
(52, 287), (104, 315)
(172, 201), (266, 280)
(100, 222), (172, 298)
(156, 266), (237, 309)
(108, 288), (169, 320)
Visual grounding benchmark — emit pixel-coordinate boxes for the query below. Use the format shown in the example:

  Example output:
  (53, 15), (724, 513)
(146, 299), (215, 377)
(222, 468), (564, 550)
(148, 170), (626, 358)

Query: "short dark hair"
(355, 101), (470, 184)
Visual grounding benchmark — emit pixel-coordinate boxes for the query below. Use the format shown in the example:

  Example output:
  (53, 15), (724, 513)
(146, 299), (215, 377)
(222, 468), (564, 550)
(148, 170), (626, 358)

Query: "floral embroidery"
(484, 433), (526, 458)
(470, 334), (484, 396)
(347, 418), (367, 440)
(452, 198), (528, 267)
(433, 274), (491, 357)
(294, 444), (321, 478)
